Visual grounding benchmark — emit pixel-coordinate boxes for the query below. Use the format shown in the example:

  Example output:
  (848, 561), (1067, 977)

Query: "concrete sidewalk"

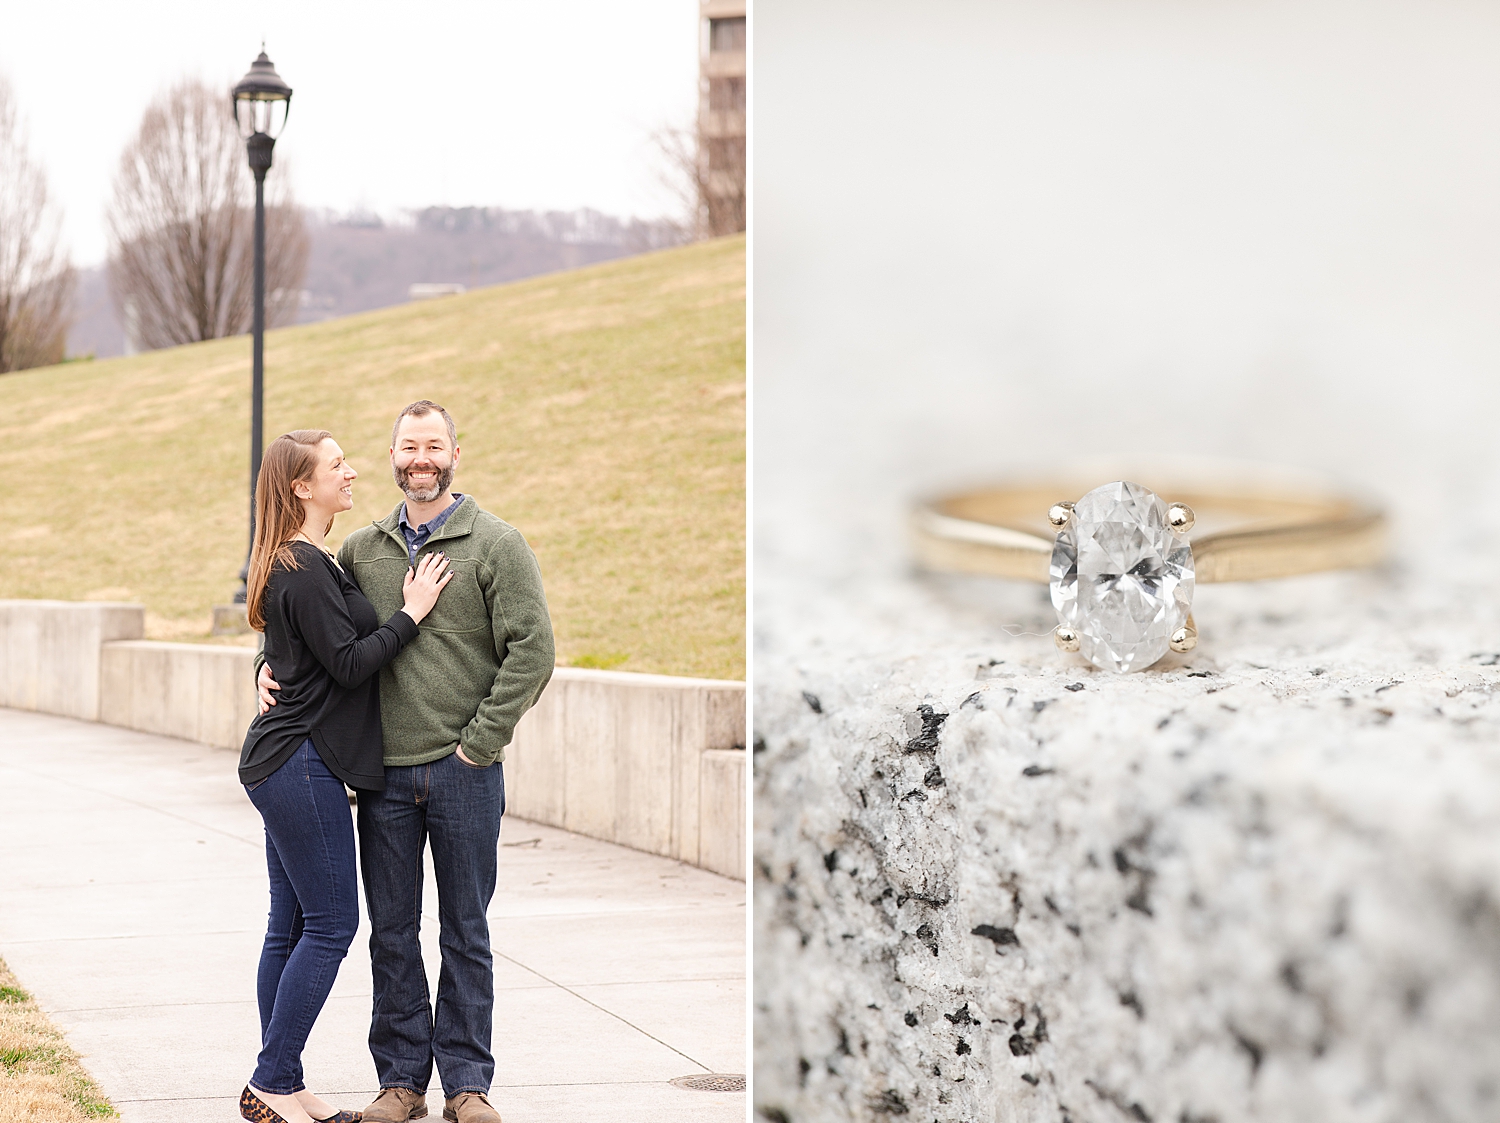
(0, 708), (746, 1123)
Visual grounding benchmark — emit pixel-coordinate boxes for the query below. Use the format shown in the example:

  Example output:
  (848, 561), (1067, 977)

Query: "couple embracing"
(236, 400), (553, 1123)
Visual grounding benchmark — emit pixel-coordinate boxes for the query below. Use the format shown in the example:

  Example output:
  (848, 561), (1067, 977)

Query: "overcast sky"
(1, 0), (700, 266)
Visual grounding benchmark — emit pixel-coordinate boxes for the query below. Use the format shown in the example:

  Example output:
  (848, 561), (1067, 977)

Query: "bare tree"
(652, 122), (706, 241)
(653, 115), (746, 242)
(0, 76), (75, 373)
(106, 79), (308, 351)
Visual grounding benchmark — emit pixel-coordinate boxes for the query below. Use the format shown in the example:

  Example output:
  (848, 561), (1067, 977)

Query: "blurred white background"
(755, 0), (1500, 579)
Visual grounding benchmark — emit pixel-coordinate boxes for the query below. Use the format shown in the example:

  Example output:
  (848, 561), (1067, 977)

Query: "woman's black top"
(239, 541), (419, 789)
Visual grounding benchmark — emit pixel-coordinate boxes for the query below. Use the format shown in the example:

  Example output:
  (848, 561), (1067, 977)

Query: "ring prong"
(1055, 625), (1080, 652)
(1169, 615), (1198, 653)
(1048, 501), (1076, 529)
(1167, 503), (1196, 534)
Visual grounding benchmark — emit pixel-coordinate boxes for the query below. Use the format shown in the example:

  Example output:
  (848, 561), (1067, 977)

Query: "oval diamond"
(1049, 481), (1194, 673)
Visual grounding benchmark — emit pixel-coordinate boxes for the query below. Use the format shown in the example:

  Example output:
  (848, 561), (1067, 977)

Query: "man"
(259, 400), (554, 1123)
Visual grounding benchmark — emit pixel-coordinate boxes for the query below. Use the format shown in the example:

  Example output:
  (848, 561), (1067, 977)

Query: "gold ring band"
(913, 484), (1387, 585)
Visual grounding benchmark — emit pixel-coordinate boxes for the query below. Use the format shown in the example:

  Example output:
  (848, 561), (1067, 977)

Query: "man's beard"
(393, 460), (454, 503)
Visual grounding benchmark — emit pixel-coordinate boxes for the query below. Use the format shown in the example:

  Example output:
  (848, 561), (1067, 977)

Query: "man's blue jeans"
(246, 739), (360, 1094)
(357, 750), (505, 1098)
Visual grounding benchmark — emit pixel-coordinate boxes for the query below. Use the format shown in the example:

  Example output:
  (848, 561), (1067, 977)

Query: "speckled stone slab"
(754, 544), (1500, 1123)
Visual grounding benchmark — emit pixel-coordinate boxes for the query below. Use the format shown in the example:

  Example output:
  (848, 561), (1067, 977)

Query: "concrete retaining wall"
(0, 601), (144, 721)
(99, 641), (260, 751)
(700, 749), (747, 880)
(0, 600), (745, 880)
(505, 669), (747, 879)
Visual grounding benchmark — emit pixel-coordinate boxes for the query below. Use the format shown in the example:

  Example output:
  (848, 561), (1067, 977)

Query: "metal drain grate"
(670, 1073), (746, 1093)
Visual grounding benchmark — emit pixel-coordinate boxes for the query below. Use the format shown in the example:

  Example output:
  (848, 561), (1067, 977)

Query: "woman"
(237, 429), (452, 1123)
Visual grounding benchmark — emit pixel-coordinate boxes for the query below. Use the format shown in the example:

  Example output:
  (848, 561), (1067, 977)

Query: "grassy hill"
(0, 236), (744, 681)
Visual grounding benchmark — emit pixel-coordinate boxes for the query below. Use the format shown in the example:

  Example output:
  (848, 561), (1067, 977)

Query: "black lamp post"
(230, 48), (292, 604)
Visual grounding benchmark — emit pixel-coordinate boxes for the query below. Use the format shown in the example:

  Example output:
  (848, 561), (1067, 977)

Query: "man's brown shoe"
(442, 1091), (501, 1123)
(362, 1086), (428, 1123)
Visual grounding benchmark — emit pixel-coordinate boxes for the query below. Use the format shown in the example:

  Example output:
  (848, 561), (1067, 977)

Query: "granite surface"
(754, 541), (1500, 1122)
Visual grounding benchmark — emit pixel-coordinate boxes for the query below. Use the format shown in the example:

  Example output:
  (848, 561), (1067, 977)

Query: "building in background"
(699, 0), (746, 235)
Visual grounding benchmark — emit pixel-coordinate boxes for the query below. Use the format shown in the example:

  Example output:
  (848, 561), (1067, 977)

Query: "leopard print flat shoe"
(240, 1086), (363, 1123)
(240, 1085), (291, 1123)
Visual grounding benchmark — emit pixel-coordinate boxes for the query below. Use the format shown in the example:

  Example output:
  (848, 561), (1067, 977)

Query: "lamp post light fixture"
(230, 48), (292, 604)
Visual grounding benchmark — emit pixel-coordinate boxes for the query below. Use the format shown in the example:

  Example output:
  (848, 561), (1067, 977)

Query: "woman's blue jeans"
(245, 739), (360, 1094)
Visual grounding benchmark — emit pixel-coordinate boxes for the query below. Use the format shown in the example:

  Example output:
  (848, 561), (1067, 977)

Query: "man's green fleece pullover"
(334, 495), (554, 768)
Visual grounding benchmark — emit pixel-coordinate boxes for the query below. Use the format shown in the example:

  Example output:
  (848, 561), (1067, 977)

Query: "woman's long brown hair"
(246, 429), (334, 631)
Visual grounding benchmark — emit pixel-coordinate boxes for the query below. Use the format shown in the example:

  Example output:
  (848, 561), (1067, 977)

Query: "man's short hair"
(392, 400), (457, 449)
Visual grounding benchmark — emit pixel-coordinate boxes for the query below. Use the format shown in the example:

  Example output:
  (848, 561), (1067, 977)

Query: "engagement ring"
(911, 475), (1387, 673)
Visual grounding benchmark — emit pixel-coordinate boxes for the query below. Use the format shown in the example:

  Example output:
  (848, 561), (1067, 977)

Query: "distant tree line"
(406, 205), (684, 251)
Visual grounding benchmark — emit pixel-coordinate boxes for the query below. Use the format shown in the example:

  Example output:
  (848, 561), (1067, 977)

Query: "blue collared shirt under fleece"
(397, 493), (465, 564)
